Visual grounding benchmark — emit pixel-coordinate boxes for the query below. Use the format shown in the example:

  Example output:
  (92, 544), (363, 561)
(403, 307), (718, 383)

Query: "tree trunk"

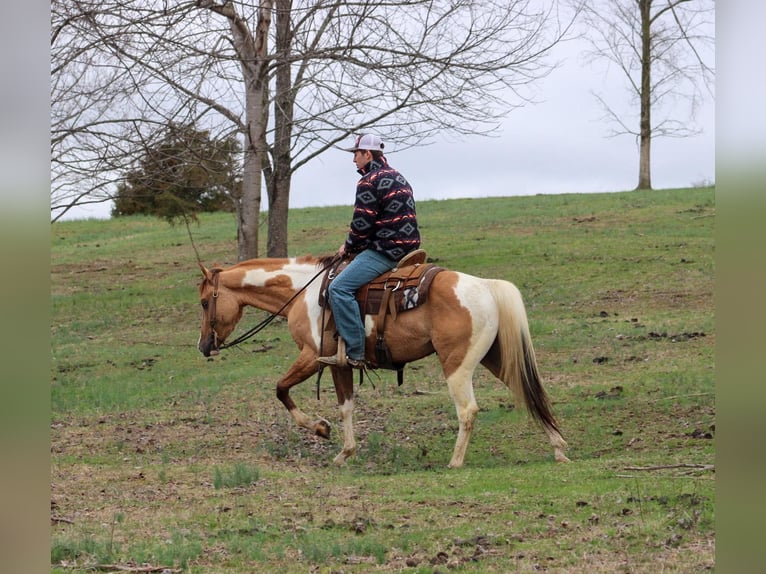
(203, 0), (273, 260)
(266, 0), (294, 258)
(637, 0), (653, 190)
(238, 98), (262, 261)
(266, 175), (290, 257)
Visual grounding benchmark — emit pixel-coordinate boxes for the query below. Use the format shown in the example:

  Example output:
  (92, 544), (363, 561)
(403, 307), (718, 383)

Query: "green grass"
(213, 462), (261, 489)
(51, 187), (715, 572)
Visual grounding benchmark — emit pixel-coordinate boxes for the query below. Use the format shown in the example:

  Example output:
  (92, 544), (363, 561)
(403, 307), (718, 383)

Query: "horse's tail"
(487, 280), (565, 443)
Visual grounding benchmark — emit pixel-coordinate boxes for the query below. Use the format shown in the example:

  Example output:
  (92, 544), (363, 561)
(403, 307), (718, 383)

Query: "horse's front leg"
(276, 349), (331, 439)
(329, 367), (356, 465)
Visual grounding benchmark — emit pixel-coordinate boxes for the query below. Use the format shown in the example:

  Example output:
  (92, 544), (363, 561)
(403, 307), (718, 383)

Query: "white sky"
(293, 38), (715, 210)
(60, 31), (716, 221)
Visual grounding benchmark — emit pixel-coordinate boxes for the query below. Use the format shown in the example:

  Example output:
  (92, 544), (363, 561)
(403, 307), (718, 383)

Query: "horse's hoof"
(333, 449), (354, 465)
(314, 419), (331, 439)
(555, 453), (571, 463)
(333, 453), (347, 466)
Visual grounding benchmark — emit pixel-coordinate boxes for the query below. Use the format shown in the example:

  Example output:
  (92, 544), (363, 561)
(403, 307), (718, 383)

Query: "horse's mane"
(316, 254), (338, 269)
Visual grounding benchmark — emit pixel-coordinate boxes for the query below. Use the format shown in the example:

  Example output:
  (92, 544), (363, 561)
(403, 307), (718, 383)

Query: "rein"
(216, 255), (340, 350)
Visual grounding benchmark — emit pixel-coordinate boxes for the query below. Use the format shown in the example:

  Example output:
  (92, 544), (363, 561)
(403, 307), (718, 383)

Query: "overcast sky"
(61, 31), (715, 221)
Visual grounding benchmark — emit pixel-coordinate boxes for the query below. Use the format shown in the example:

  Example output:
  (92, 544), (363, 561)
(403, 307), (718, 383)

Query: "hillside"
(51, 187), (715, 573)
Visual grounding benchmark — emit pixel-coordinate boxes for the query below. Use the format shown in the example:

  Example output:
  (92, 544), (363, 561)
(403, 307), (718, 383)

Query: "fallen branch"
(647, 392), (714, 402)
(623, 463), (714, 472)
(51, 515), (75, 525)
(616, 474), (715, 480)
(74, 565), (181, 573)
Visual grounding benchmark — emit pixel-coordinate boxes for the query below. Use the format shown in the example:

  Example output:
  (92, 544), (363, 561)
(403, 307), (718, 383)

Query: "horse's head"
(197, 263), (244, 357)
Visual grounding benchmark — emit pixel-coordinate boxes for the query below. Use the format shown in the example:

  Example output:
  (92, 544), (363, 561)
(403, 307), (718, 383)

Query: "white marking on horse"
(241, 259), (328, 350)
(453, 273), (500, 365)
(241, 258), (303, 287)
(363, 315), (375, 337)
(304, 280), (325, 348)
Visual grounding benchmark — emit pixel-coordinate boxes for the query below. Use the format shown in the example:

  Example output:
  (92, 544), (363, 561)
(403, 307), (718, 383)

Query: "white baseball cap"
(344, 134), (385, 152)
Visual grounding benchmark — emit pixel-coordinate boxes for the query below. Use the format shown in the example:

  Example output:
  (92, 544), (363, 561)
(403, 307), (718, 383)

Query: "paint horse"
(197, 255), (569, 468)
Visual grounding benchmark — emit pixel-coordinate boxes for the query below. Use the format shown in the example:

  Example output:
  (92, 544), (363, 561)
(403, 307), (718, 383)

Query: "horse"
(197, 255), (569, 468)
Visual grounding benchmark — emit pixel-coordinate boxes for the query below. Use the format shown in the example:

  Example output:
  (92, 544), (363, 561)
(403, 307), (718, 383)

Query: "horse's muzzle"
(198, 334), (220, 357)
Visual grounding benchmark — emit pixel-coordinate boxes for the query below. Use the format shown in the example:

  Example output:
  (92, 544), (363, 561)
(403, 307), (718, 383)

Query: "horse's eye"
(201, 299), (209, 309)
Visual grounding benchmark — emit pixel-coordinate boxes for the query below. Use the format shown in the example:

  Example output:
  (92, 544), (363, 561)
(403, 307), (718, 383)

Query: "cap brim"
(342, 146), (358, 152)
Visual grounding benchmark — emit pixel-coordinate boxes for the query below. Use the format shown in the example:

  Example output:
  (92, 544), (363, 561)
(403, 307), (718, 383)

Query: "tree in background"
(112, 124), (240, 222)
(51, 0), (138, 222)
(577, 0), (714, 190)
(51, 0), (576, 258)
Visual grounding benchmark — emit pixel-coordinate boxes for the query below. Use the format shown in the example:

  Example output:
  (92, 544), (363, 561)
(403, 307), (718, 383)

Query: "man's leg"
(327, 250), (396, 361)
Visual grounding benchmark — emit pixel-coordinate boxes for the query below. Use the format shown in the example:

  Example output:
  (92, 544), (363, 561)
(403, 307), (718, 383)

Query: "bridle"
(206, 268), (222, 350)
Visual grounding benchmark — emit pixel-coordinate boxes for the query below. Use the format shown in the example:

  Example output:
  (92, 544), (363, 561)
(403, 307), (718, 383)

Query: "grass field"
(50, 187), (715, 572)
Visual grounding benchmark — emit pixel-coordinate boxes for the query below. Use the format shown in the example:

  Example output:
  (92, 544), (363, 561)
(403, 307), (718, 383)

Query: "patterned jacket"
(344, 157), (421, 261)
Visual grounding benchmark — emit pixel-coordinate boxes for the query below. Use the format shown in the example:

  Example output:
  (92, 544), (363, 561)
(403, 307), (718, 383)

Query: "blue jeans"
(328, 250), (397, 360)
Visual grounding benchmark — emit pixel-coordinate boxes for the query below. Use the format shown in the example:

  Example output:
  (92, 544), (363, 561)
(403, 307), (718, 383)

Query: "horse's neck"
(225, 258), (319, 314)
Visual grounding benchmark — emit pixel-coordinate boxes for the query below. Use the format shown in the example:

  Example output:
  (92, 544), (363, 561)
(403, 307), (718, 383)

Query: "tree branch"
(623, 463), (714, 472)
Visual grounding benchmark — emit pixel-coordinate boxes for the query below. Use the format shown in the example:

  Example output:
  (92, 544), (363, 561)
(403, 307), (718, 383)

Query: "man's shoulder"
(369, 164), (406, 181)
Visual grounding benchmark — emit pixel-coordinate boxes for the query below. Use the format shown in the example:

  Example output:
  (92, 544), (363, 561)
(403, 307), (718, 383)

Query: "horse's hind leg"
(481, 342), (570, 463)
(445, 367), (480, 468)
(276, 349), (331, 438)
(546, 427), (570, 463)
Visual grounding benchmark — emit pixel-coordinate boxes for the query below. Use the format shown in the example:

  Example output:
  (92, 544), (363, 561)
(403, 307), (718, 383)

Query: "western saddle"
(319, 249), (444, 379)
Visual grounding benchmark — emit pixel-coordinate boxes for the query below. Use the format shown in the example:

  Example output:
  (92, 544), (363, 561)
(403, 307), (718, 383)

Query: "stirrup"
(345, 357), (366, 369)
(317, 355), (366, 369)
(318, 338), (365, 369)
(318, 338), (348, 367)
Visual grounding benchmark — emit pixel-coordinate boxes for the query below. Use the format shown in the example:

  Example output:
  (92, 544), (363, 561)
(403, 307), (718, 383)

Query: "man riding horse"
(318, 133), (421, 369)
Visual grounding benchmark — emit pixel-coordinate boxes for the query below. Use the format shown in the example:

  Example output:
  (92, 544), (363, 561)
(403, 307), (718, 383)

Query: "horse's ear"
(198, 262), (213, 281)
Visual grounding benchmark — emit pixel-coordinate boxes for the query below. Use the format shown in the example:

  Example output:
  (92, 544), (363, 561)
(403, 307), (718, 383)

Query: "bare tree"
(51, 0), (212, 222)
(51, 0), (134, 221)
(577, 0), (714, 190)
(52, 0), (576, 258)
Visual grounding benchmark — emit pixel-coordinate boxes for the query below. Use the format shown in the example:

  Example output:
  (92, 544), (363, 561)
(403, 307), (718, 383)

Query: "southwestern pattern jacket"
(344, 157), (421, 261)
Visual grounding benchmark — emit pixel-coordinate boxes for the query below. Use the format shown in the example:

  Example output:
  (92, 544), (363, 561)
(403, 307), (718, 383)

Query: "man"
(318, 134), (421, 368)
